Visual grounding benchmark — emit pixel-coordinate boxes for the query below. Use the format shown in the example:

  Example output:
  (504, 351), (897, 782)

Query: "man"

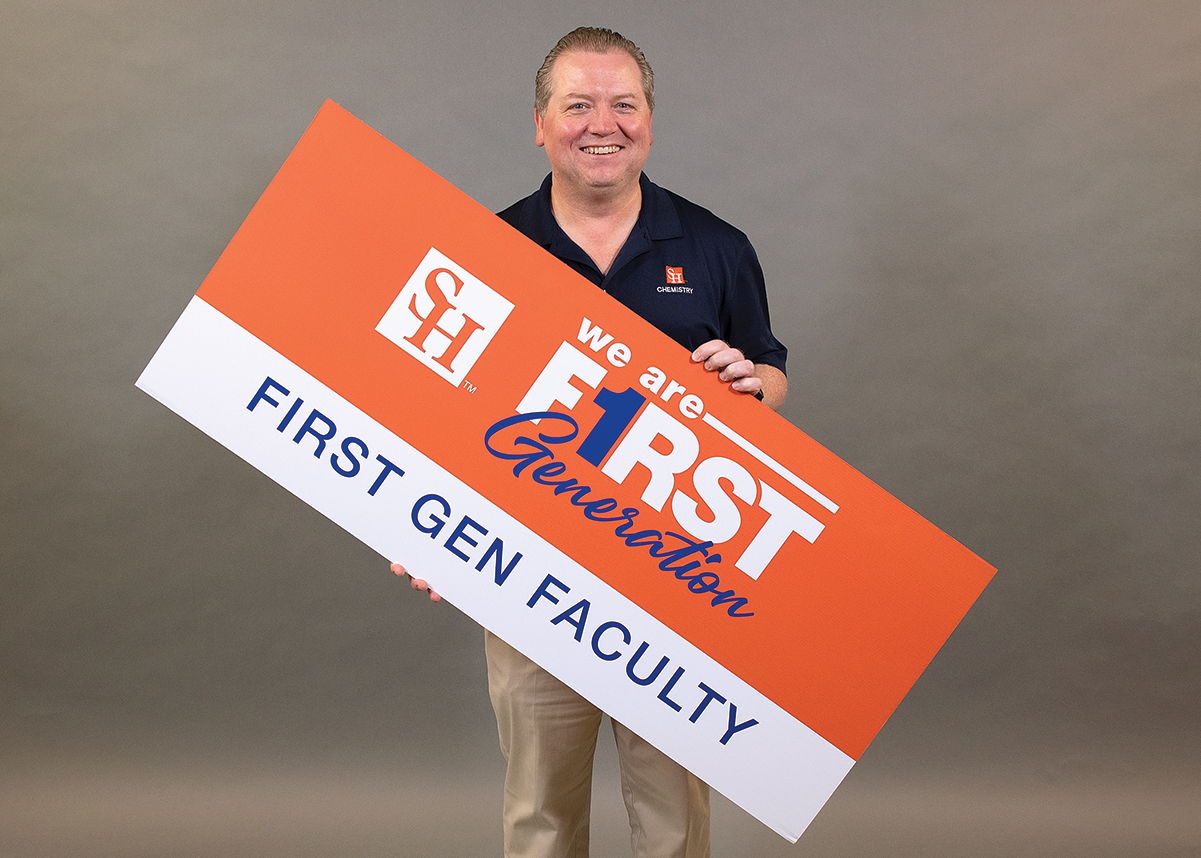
(393, 27), (788, 858)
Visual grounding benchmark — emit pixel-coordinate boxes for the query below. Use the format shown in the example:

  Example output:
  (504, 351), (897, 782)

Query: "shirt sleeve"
(722, 238), (788, 374)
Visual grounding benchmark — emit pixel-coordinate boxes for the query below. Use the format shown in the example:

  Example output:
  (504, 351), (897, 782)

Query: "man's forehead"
(550, 49), (642, 90)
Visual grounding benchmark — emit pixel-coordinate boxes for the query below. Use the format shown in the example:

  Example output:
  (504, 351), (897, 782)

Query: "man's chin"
(553, 163), (643, 199)
(580, 166), (640, 190)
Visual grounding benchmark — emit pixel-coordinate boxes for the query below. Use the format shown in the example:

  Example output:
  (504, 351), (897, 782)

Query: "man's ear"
(534, 108), (545, 148)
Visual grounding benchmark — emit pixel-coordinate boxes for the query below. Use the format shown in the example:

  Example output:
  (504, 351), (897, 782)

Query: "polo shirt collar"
(519, 172), (684, 268)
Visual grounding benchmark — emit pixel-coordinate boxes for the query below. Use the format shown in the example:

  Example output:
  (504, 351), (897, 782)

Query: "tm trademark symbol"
(461, 380), (478, 394)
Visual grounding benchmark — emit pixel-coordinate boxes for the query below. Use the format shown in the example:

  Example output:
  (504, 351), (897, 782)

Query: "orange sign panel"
(138, 101), (994, 841)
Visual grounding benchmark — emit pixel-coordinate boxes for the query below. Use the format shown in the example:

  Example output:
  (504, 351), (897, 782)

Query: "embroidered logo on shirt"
(660, 266), (693, 294)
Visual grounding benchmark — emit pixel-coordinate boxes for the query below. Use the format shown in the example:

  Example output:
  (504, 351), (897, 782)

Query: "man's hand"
(391, 562), (441, 602)
(691, 339), (787, 410)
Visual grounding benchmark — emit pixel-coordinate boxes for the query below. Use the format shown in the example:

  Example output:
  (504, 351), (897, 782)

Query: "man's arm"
(691, 340), (788, 411)
(752, 363), (788, 411)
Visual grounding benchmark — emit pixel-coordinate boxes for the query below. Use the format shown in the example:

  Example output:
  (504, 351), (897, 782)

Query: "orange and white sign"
(137, 100), (995, 841)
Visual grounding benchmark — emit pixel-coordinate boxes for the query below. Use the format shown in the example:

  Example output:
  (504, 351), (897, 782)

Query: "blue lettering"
(581, 497), (619, 520)
(331, 436), (368, 477)
(529, 588), (754, 748)
(247, 377), (289, 412)
(689, 683), (727, 723)
(475, 539), (522, 586)
(653, 535), (716, 574)
(551, 599), (591, 642)
(369, 455), (405, 496)
(412, 494), (450, 537)
(293, 409), (336, 457)
(550, 479), (591, 505)
(686, 571), (722, 593)
(248, 377), (407, 497)
(527, 574), (570, 609)
(720, 703), (759, 745)
(577, 386), (645, 465)
(620, 529), (665, 550)
(276, 397), (304, 433)
(531, 460), (569, 484)
(483, 412), (753, 618)
(484, 411), (578, 477)
(710, 590), (754, 618)
(656, 666), (686, 712)
(591, 621), (631, 661)
(626, 642), (670, 686)
(445, 516), (487, 562)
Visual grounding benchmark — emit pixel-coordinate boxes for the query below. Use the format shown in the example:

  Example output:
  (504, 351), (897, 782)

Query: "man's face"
(535, 49), (653, 200)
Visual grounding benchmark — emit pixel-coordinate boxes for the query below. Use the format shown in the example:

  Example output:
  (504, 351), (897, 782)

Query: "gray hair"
(534, 27), (655, 117)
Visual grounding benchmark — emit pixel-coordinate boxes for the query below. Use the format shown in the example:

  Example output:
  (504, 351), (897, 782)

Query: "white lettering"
(671, 457), (757, 544)
(735, 481), (825, 580)
(602, 403), (700, 511)
(577, 318), (614, 351)
(516, 342), (607, 421)
(639, 365), (667, 394)
(661, 379), (688, 403)
(679, 394), (704, 419)
(607, 342), (631, 367)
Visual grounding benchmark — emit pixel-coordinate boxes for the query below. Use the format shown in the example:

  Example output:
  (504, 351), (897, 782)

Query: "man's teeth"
(583, 146), (621, 154)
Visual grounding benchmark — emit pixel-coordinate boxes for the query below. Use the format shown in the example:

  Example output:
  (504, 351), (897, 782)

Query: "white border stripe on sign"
(136, 297), (854, 841)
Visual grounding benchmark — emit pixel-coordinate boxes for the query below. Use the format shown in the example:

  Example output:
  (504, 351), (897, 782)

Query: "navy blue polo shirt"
(497, 173), (787, 373)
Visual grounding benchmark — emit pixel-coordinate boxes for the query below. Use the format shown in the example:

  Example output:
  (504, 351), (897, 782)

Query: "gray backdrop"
(3, 1), (1198, 856)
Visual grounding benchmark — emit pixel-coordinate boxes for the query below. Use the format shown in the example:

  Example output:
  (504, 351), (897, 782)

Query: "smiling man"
(398, 26), (788, 858)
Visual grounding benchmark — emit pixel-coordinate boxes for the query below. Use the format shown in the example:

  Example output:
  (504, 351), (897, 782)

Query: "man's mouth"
(581, 145), (621, 155)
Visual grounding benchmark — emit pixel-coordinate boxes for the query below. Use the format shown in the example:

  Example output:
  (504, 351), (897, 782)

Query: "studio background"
(2, 1), (1198, 855)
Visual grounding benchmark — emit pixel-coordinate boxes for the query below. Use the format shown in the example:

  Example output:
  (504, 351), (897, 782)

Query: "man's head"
(533, 32), (654, 204)
(534, 27), (655, 118)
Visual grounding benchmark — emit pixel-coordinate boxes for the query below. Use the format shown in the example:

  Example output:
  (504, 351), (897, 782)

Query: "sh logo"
(376, 248), (514, 385)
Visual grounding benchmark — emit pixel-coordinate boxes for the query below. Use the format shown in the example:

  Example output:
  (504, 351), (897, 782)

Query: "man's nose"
(588, 106), (617, 134)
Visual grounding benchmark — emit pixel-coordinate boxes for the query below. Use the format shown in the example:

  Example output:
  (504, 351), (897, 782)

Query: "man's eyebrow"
(559, 91), (642, 103)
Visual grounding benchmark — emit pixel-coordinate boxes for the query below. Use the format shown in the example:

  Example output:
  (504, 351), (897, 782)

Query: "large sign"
(137, 100), (995, 841)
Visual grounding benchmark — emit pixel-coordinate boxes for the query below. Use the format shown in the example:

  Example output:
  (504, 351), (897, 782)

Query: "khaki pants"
(486, 631), (710, 858)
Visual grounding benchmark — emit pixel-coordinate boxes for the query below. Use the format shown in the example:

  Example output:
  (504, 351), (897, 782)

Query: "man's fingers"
(730, 374), (763, 394)
(693, 341), (747, 374)
(409, 574), (442, 603)
(718, 358), (754, 382)
(690, 340), (762, 397)
(691, 341), (722, 363)
(390, 562), (441, 601)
